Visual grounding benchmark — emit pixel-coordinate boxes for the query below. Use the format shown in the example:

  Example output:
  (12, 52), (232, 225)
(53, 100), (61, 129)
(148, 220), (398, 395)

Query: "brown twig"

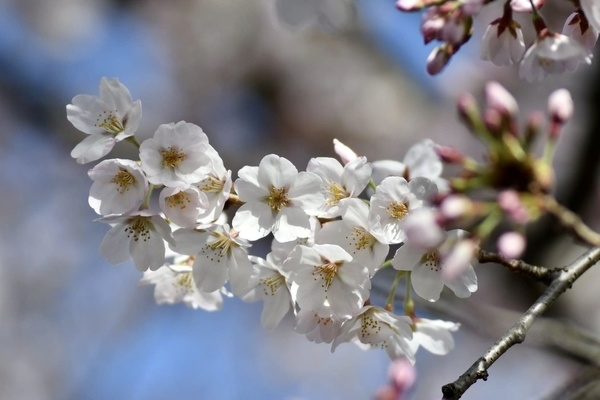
(544, 195), (600, 247)
(441, 246), (600, 400)
(476, 248), (559, 285)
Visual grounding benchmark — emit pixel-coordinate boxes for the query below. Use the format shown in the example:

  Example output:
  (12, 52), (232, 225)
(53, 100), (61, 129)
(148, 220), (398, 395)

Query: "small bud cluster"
(395, 0), (598, 80)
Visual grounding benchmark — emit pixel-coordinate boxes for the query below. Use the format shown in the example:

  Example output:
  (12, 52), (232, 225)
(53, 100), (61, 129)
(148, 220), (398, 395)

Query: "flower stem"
(385, 270), (405, 311)
(380, 259), (394, 269)
(368, 179), (377, 191)
(140, 184), (154, 210)
(126, 136), (141, 148)
(403, 273), (415, 318)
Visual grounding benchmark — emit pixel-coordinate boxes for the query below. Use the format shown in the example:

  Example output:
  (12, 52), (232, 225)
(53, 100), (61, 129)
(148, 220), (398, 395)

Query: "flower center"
(348, 227), (377, 252)
(312, 260), (341, 290)
(313, 312), (332, 326)
(199, 176), (225, 193)
(175, 272), (194, 291)
(260, 273), (285, 296)
(266, 187), (289, 211)
(537, 57), (554, 67)
(208, 232), (237, 256)
(95, 110), (125, 135)
(421, 250), (441, 272)
(386, 201), (409, 221)
(360, 310), (383, 342)
(325, 180), (348, 206)
(110, 169), (136, 194)
(161, 147), (187, 169)
(124, 216), (151, 242)
(167, 191), (191, 210)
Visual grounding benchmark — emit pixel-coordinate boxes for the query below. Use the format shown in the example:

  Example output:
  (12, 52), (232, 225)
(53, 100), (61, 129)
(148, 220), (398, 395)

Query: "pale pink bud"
(389, 358), (416, 395)
(397, 0), (424, 11)
(497, 231), (526, 259)
(497, 190), (529, 224)
(548, 89), (573, 125)
(426, 46), (451, 75)
(441, 20), (467, 45)
(332, 138), (358, 165)
(436, 146), (465, 164)
(485, 81), (519, 118)
(421, 9), (445, 44)
(442, 238), (477, 280)
(440, 195), (471, 220)
(460, 0), (484, 16)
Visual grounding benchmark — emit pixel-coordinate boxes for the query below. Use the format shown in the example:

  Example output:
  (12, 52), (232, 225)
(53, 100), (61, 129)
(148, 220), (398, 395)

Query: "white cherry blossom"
(406, 319), (459, 356)
(139, 121), (212, 187)
(371, 139), (448, 193)
(88, 158), (147, 215)
(307, 156), (372, 218)
(67, 77), (142, 164)
(232, 154), (325, 242)
(581, 0), (600, 34)
(194, 145), (233, 224)
(510, 0), (544, 13)
(480, 20), (525, 66)
(171, 224), (252, 296)
(562, 11), (599, 51)
(519, 34), (592, 82)
(294, 307), (343, 344)
(283, 244), (370, 318)
(159, 185), (210, 228)
(98, 210), (174, 271)
(243, 254), (293, 330)
(331, 306), (415, 363)
(316, 199), (388, 276)
(392, 230), (477, 302)
(139, 263), (223, 311)
(271, 217), (321, 263)
(369, 176), (438, 245)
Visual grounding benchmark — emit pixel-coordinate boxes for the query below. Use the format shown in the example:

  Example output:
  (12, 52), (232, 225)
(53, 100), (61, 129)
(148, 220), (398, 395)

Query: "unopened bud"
(440, 195), (472, 220)
(457, 92), (480, 131)
(524, 111), (544, 147)
(485, 81), (519, 118)
(497, 190), (529, 224)
(333, 138), (358, 165)
(484, 108), (503, 136)
(436, 146), (465, 164)
(548, 88), (573, 126)
(460, 0), (484, 16)
(510, 0), (545, 13)
(426, 46), (451, 75)
(397, 0), (425, 11)
(497, 231), (526, 259)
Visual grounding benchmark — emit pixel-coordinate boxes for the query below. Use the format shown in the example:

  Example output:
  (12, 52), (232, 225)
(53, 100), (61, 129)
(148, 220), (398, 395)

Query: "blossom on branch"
(67, 77), (142, 164)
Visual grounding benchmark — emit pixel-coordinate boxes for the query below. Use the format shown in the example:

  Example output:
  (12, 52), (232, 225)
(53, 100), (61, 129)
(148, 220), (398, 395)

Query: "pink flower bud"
(440, 195), (471, 220)
(436, 146), (465, 164)
(397, 0), (424, 11)
(485, 81), (519, 118)
(426, 46), (451, 75)
(497, 231), (526, 259)
(497, 190), (529, 224)
(460, 0), (484, 16)
(332, 138), (358, 165)
(547, 89), (573, 125)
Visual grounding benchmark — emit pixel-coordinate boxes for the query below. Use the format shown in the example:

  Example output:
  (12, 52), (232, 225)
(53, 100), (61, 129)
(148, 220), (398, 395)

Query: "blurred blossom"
(273, 0), (356, 32)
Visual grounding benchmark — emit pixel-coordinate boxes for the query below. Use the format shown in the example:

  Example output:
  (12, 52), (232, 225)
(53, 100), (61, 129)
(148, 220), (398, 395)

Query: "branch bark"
(441, 246), (600, 400)
(544, 196), (600, 247)
(476, 248), (559, 285)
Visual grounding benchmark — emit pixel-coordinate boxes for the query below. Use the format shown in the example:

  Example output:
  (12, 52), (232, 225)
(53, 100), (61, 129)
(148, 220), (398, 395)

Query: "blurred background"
(1, 0), (600, 399)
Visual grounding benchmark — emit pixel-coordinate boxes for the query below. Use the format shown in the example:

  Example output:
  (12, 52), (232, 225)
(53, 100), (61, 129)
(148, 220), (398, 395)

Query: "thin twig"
(441, 246), (600, 400)
(476, 248), (559, 285)
(545, 196), (600, 246)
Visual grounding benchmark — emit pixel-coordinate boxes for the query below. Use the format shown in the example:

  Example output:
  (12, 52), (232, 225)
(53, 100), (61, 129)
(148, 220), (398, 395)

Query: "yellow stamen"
(110, 169), (136, 194)
(167, 192), (191, 210)
(386, 201), (409, 221)
(260, 274), (285, 296)
(266, 186), (289, 211)
(95, 110), (124, 135)
(324, 180), (348, 206)
(161, 147), (186, 169)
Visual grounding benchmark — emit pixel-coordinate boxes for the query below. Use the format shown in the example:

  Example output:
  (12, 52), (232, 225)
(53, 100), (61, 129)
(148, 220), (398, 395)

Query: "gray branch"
(441, 246), (600, 400)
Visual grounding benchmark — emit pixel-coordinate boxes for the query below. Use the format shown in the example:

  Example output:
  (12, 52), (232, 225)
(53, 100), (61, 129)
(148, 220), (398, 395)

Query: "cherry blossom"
(232, 154), (325, 242)
(480, 20), (525, 67)
(332, 138), (358, 165)
(283, 244), (370, 318)
(139, 263), (223, 311)
(67, 77), (142, 164)
(171, 224), (252, 296)
(562, 11), (599, 51)
(510, 0), (544, 13)
(369, 176), (438, 245)
(307, 156), (372, 218)
(331, 306), (415, 363)
(392, 230), (477, 302)
(294, 307), (344, 344)
(98, 210), (174, 271)
(581, 0), (600, 34)
(159, 185), (210, 228)
(519, 33), (592, 82)
(194, 145), (233, 224)
(88, 158), (147, 215)
(316, 199), (388, 276)
(406, 319), (459, 356)
(139, 121), (212, 186)
(243, 254), (293, 330)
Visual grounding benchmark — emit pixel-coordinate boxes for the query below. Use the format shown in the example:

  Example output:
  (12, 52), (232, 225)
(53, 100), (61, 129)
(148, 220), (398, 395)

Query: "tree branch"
(441, 246), (600, 400)
(476, 248), (558, 285)
(544, 196), (600, 247)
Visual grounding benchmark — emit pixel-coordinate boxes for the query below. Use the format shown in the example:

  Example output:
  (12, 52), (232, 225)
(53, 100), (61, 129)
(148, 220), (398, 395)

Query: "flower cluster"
(67, 78), (483, 365)
(397, 0), (598, 80)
